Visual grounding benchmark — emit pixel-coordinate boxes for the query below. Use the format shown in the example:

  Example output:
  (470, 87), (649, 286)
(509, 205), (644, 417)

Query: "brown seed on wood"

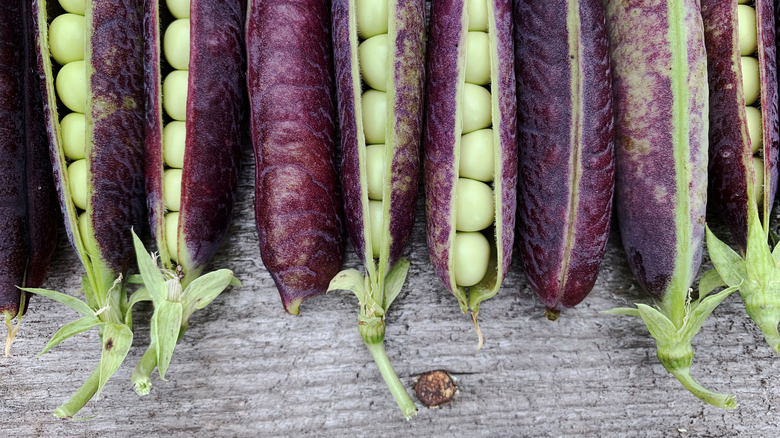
(414, 370), (456, 407)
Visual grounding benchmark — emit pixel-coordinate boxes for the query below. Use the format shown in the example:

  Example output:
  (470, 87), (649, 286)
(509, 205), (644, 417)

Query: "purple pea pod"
(0, 0), (58, 356)
(327, 0), (425, 419)
(424, 0), (517, 343)
(130, 0), (244, 395)
(514, 0), (614, 320)
(603, 0), (738, 409)
(247, 0), (344, 316)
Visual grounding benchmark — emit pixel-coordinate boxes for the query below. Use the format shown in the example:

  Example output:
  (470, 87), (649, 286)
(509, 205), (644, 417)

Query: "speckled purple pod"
(514, 0), (614, 318)
(702, 0), (778, 252)
(604, 0), (709, 301)
(332, 0), (425, 276)
(0, 1), (58, 319)
(145, 0), (244, 286)
(33, 0), (146, 277)
(424, 0), (517, 314)
(247, 0), (344, 315)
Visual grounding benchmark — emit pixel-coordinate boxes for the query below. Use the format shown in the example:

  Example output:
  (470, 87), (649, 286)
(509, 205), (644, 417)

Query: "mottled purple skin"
(145, 0), (245, 284)
(702, 0), (779, 253)
(515, 0), (614, 315)
(33, 0), (146, 275)
(0, 1), (58, 317)
(333, 0), (425, 268)
(247, 0), (344, 315)
(604, 0), (709, 300)
(424, 0), (517, 310)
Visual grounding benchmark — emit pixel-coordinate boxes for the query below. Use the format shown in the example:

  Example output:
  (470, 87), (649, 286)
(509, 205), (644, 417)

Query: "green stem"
(131, 343), (157, 395)
(364, 340), (417, 419)
(669, 368), (737, 410)
(54, 365), (100, 418)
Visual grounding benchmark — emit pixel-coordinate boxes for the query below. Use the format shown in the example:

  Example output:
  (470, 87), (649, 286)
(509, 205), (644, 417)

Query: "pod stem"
(54, 365), (100, 419)
(364, 340), (417, 419)
(131, 342), (157, 395)
(657, 339), (737, 409)
(667, 367), (737, 409)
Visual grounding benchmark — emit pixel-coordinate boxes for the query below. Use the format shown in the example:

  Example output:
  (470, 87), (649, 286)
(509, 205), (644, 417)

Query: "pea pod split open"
(0, 1), (58, 357)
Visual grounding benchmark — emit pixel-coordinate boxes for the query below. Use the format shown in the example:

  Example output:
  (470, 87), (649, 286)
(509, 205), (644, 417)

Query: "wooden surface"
(2, 145), (780, 437)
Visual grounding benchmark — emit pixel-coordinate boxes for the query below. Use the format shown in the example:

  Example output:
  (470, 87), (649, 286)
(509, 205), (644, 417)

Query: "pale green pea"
(753, 156), (765, 205)
(165, 212), (179, 262)
(164, 168), (183, 212)
(61, 112), (86, 160)
(459, 129), (494, 182)
(49, 13), (85, 65)
(166, 0), (190, 19)
(738, 5), (757, 56)
(68, 159), (88, 210)
(356, 0), (388, 40)
(78, 211), (98, 257)
(163, 121), (186, 168)
(58, 0), (85, 15)
(468, 0), (488, 32)
(163, 70), (188, 121)
(455, 178), (494, 231)
(365, 144), (385, 201)
(746, 106), (763, 154)
(453, 231), (490, 287)
(462, 83), (492, 134)
(368, 200), (384, 258)
(56, 60), (86, 113)
(741, 56), (760, 106)
(465, 32), (490, 86)
(358, 34), (389, 91)
(164, 19), (190, 70)
(362, 89), (387, 145)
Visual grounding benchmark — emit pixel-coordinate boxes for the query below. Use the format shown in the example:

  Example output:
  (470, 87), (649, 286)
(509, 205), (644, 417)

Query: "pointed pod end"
(471, 312), (484, 351)
(545, 308), (561, 321)
(282, 297), (303, 316)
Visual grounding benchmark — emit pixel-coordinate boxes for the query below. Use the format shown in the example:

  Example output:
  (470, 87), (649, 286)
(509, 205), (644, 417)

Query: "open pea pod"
(0, 0), (58, 356)
(424, 0), (517, 343)
(328, 0), (425, 420)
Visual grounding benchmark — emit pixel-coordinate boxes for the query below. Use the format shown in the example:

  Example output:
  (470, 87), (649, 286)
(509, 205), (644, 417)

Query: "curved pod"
(514, 0), (614, 319)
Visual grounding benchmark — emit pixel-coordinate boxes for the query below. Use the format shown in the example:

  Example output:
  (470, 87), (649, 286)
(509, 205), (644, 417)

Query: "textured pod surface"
(333, 0), (425, 272)
(145, 0), (245, 283)
(34, 0), (145, 275)
(247, 0), (343, 315)
(604, 0), (709, 302)
(0, 1), (58, 317)
(515, 0), (614, 314)
(702, 0), (779, 251)
(424, 0), (517, 312)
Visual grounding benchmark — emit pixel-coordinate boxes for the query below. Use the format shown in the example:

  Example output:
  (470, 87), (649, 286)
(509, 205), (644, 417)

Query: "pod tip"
(471, 312), (484, 350)
(545, 308), (561, 321)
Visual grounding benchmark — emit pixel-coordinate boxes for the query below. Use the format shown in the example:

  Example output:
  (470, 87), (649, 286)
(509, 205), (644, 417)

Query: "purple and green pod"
(247, 0), (344, 316)
(327, 0), (425, 419)
(514, 0), (614, 320)
(604, 0), (738, 409)
(0, 0), (58, 356)
(424, 0), (517, 344)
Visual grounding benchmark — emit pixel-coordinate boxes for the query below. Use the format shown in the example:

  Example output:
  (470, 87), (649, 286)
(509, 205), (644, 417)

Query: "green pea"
(166, 0), (190, 19)
(164, 168), (183, 212)
(163, 121), (186, 168)
(465, 32), (490, 86)
(356, 0), (388, 40)
(365, 144), (385, 200)
(459, 128), (494, 182)
(468, 0), (488, 32)
(358, 34), (389, 91)
(368, 200), (384, 258)
(746, 106), (763, 154)
(61, 112), (86, 160)
(163, 70), (188, 121)
(455, 178), (494, 231)
(362, 89), (387, 144)
(49, 13), (85, 65)
(741, 56), (760, 106)
(165, 212), (179, 261)
(56, 60), (86, 113)
(453, 231), (490, 287)
(164, 19), (190, 70)
(78, 211), (98, 257)
(58, 0), (85, 15)
(68, 159), (88, 210)
(753, 156), (764, 204)
(462, 83), (492, 134)
(738, 5), (757, 56)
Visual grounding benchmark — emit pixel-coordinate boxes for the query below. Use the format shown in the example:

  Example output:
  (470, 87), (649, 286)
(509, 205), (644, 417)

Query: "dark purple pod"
(424, 0), (517, 316)
(514, 0), (614, 319)
(0, 0), (58, 343)
(144, 0), (244, 287)
(247, 0), (344, 315)
(702, 0), (779, 252)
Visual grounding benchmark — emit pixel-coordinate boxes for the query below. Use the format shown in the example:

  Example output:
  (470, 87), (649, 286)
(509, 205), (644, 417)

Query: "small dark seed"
(414, 370), (456, 407)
